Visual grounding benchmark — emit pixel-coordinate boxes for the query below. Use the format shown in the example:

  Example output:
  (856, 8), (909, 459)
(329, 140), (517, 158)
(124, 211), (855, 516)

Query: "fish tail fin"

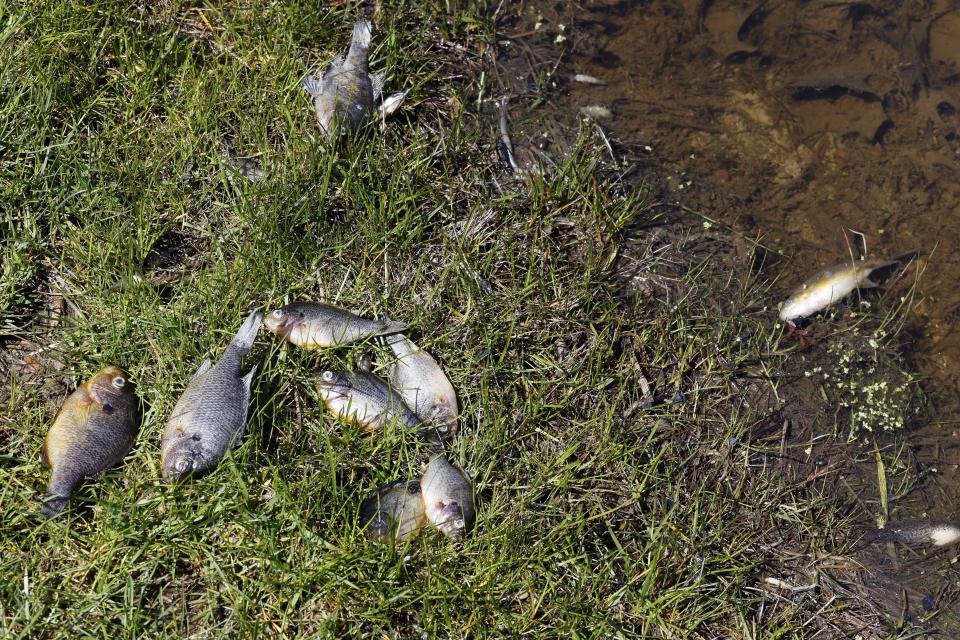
(350, 20), (372, 50)
(229, 310), (264, 354)
(892, 250), (920, 264)
(40, 494), (69, 518)
(378, 318), (407, 337)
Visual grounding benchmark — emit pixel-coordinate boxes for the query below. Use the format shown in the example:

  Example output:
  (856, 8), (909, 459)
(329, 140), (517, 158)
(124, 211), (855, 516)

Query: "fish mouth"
(264, 310), (301, 336)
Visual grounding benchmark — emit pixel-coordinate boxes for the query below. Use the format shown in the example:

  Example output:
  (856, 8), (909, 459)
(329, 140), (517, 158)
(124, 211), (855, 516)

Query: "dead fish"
(497, 98), (543, 177)
(316, 370), (421, 432)
(869, 521), (960, 547)
(302, 20), (374, 136)
(41, 366), (139, 517)
(359, 479), (427, 542)
(264, 302), (406, 350)
(302, 21), (409, 136)
(160, 310), (262, 481)
(779, 256), (909, 323)
(421, 455), (475, 540)
(573, 73), (606, 85)
(579, 104), (612, 120)
(386, 334), (458, 437)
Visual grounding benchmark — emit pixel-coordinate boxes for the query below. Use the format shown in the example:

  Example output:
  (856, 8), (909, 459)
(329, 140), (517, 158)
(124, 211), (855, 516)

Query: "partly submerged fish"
(302, 21), (410, 137)
(41, 366), (139, 517)
(264, 302), (406, 350)
(359, 479), (427, 543)
(779, 256), (908, 323)
(386, 334), (458, 437)
(316, 370), (420, 432)
(868, 521), (960, 547)
(160, 310), (262, 481)
(421, 455), (475, 540)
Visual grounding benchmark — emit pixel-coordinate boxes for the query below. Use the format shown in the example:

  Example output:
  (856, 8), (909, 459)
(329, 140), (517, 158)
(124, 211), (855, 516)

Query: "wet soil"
(550, 0), (960, 490)
(495, 0), (960, 632)
(513, 0), (960, 513)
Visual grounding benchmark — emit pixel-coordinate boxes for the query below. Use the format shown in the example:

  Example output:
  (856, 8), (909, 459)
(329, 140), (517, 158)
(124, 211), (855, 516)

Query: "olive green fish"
(41, 365), (139, 517)
(316, 370), (420, 432)
(421, 455), (475, 540)
(265, 301), (406, 350)
(161, 310), (262, 481)
(386, 334), (458, 438)
(359, 479), (427, 543)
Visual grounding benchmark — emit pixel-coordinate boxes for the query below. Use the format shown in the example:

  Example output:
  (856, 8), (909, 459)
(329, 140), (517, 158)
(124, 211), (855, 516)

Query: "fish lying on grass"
(161, 310), (262, 481)
(868, 521), (960, 547)
(41, 366), (139, 517)
(302, 20), (409, 137)
(316, 370), (420, 432)
(264, 302), (406, 350)
(421, 455), (474, 540)
(779, 254), (914, 324)
(359, 479), (427, 542)
(386, 334), (458, 438)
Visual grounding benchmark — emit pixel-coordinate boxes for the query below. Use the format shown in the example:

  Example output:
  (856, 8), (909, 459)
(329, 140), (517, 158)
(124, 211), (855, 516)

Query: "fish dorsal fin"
(191, 358), (213, 382)
(230, 365), (258, 449)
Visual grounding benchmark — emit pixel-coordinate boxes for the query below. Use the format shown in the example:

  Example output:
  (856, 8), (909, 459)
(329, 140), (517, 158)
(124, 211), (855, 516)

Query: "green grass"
(0, 1), (925, 638)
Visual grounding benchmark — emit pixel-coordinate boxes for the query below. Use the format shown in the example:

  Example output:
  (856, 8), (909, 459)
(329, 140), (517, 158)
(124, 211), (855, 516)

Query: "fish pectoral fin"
(860, 276), (881, 288)
(302, 74), (322, 98)
(191, 358), (213, 381)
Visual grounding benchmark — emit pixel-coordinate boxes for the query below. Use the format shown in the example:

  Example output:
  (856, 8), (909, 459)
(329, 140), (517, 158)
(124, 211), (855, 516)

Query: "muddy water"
(522, 0), (960, 506)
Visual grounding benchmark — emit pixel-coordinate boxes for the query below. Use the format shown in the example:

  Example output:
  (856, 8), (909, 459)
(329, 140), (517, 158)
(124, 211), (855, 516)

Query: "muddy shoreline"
(496, 0), (960, 631)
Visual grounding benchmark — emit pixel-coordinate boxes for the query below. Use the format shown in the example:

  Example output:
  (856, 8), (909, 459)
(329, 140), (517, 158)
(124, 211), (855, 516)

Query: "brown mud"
(495, 0), (960, 633)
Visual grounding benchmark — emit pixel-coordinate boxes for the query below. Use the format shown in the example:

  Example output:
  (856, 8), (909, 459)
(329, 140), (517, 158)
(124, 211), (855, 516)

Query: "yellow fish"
(42, 366), (139, 516)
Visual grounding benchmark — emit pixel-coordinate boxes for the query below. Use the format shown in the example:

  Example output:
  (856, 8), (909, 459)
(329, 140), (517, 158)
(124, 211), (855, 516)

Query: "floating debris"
(573, 73), (606, 85)
(579, 104), (612, 120)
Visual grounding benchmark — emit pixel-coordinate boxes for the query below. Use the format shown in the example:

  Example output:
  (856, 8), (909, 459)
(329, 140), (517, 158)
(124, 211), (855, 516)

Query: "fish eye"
(437, 423), (449, 433)
(272, 309), (284, 318)
(322, 371), (334, 382)
(112, 376), (125, 388)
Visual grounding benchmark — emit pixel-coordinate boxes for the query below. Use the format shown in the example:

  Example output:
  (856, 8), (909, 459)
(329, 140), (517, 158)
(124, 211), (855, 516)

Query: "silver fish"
(359, 479), (427, 543)
(316, 370), (420, 432)
(303, 21), (375, 136)
(421, 455), (475, 540)
(870, 521), (960, 547)
(160, 310), (262, 481)
(386, 334), (458, 437)
(264, 301), (406, 350)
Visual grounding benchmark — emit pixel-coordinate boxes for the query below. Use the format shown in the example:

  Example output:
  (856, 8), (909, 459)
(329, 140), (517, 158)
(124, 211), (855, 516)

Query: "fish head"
(316, 370), (352, 401)
(264, 306), (306, 339)
(86, 366), (134, 413)
(433, 501), (466, 540)
(429, 404), (458, 436)
(161, 431), (206, 482)
(364, 510), (391, 542)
